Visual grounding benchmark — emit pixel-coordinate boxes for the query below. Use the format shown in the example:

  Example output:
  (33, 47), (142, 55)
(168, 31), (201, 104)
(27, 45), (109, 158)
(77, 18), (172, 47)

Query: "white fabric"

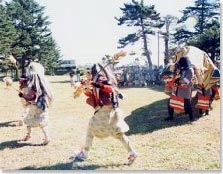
(26, 62), (53, 103)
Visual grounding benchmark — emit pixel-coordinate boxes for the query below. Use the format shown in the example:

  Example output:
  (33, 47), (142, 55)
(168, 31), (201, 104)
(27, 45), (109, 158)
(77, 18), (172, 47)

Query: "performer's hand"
(18, 92), (23, 97)
(174, 78), (180, 85)
(91, 82), (103, 88)
(179, 79), (186, 84)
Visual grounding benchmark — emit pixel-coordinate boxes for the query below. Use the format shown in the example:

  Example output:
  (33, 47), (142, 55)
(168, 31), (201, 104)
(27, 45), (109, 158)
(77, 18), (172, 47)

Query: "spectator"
(76, 68), (81, 82)
(69, 72), (76, 87)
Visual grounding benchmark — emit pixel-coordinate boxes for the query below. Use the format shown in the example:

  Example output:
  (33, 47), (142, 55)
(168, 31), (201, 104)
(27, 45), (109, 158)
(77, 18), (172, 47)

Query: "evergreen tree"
(0, 2), (19, 78)
(189, 19), (220, 61)
(173, 0), (220, 45)
(0, 3), (18, 56)
(160, 15), (178, 65)
(39, 37), (61, 75)
(5, 0), (60, 74)
(115, 0), (164, 68)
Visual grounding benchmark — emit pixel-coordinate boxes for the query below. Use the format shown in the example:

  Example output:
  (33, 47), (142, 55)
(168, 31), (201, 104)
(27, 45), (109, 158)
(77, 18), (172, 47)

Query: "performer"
(195, 83), (220, 116)
(73, 63), (137, 165)
(18, 62), (53, 145)
(165, 56), (195, 122)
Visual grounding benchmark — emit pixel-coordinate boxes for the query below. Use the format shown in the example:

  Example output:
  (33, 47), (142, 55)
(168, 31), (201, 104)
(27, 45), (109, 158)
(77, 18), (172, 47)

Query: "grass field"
(0, 75), (221, 171)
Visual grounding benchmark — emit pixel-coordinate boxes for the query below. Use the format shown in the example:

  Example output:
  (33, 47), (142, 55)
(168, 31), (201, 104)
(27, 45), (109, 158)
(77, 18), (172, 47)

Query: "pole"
(158, 31), (160, 68)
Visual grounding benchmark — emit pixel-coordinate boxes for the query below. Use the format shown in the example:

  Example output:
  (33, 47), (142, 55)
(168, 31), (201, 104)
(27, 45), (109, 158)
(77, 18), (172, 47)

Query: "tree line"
(0, 0), (220, 79)
(115, 0), (220, 67)
(0, 0), (61, 78)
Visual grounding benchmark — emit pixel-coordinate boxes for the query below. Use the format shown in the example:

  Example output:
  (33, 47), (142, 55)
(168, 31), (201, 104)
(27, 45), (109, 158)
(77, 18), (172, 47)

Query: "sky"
(36, 0), (195, 66)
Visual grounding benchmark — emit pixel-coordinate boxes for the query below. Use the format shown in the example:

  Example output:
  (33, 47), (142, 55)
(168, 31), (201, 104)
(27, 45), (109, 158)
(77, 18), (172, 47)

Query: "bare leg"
(40, 126), (50, 145)
(23, 126), (31, 141)
(115, 133), (135, 153)
(115, 133), (137, 164)
(75, 130), (94, 160)
(83, 131), (94, 152)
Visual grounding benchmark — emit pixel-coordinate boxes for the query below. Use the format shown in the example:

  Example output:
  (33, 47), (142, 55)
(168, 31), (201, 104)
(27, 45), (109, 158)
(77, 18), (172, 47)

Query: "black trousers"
(168, 98), (193, 120)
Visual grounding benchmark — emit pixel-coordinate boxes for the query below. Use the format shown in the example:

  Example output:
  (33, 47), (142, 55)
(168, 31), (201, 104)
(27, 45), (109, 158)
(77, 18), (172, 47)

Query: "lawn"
(0, 75), (220, 171)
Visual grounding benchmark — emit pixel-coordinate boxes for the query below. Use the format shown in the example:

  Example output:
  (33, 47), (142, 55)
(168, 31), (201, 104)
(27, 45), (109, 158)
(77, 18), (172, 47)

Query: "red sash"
(195, 94), (210, 110)
(212, 86), (220, 100)
(170, 95), (184, 113)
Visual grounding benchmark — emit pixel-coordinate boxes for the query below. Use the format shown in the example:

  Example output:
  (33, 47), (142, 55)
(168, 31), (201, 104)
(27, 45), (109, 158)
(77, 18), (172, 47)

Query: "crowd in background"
(114, 65), (164, 87)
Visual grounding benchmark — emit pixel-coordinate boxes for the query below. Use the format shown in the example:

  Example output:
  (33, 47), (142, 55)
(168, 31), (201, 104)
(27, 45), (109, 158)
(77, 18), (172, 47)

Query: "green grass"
(0, 75), (221, 170)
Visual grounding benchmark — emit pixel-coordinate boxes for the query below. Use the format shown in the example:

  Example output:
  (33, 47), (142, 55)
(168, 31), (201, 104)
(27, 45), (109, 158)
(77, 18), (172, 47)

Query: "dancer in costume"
(164, 57), (195, 122)
(73, 53), (137, 165)
(18, 62), (53, 145)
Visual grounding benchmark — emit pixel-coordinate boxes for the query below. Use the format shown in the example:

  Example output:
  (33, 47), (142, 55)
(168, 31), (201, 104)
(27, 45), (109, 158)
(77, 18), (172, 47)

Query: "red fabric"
(84, 74), (114, 108)
(86, 95), (97, 108)
(22, 88), (37, 102)
(101, 85), (113, 93)
(84, 91), (92, 97)
(169, 95), (184, 113)
(195, 93), (210, 110)
(212, 86), (220, 100)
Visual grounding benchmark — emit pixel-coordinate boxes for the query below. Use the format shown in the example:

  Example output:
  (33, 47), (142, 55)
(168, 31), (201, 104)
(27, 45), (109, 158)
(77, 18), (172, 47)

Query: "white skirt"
(87, 106), (129, 138)
(22, 105), (48, 128)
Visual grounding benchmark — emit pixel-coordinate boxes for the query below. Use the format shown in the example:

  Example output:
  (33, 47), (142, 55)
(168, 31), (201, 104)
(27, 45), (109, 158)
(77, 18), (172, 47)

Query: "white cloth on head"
(26, 62), (53, 104)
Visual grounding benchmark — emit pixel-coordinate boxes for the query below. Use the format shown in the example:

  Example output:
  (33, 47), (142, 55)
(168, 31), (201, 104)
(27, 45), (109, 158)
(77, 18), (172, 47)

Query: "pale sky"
(36, 0), (195, 66)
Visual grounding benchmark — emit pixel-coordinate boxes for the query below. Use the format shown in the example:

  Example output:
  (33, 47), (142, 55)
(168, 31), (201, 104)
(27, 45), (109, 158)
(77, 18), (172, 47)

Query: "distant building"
(60, 59), (76, 68)
(55, 59), (76, 75)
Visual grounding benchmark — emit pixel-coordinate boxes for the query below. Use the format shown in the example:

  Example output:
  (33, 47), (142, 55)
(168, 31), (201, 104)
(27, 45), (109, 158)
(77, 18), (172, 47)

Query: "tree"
(39, 37), (62, 75)
(0, 2), (19, 78)
(173, 0), (220, 44)
(115, 0), (164, 68)
(189, 19), (220, 61)
(0, 3), (18, 56)
(160, 15), (178, 65)
(5, 0), (60, 74)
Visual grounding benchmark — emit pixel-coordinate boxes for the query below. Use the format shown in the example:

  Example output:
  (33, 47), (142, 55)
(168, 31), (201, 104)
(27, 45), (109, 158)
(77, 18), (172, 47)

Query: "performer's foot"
(42, 139), (50, 145)
(164, 116), (173, 121)
(189, 117), (195, 122)
(125, 153), (137, 165)
(22, 134), (31, 141)
(74, 149), (88, 161)
(18, 120), (24, 126)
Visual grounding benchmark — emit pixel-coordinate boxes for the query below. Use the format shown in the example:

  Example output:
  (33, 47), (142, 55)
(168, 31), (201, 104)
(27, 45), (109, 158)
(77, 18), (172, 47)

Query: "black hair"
(176, 56), (192, 70)
(91, 64), (98, 77)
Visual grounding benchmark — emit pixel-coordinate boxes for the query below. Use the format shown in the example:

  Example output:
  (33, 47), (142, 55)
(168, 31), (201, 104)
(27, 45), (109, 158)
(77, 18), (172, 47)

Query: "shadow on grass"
(19, 161), (123, 170)
(0, 120), (18, 127)
(125, 97), (200, 135)
(50, 80), (70, 84)
(0, 140), (47, 150)
(120, 84), (165, 93)
(146, 84), (165, 92)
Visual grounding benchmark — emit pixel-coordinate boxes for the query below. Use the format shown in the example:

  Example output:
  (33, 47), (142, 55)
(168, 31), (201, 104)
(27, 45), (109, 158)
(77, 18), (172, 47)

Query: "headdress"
(26, 62), (53, 103)
(176, 56), (192, 70)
